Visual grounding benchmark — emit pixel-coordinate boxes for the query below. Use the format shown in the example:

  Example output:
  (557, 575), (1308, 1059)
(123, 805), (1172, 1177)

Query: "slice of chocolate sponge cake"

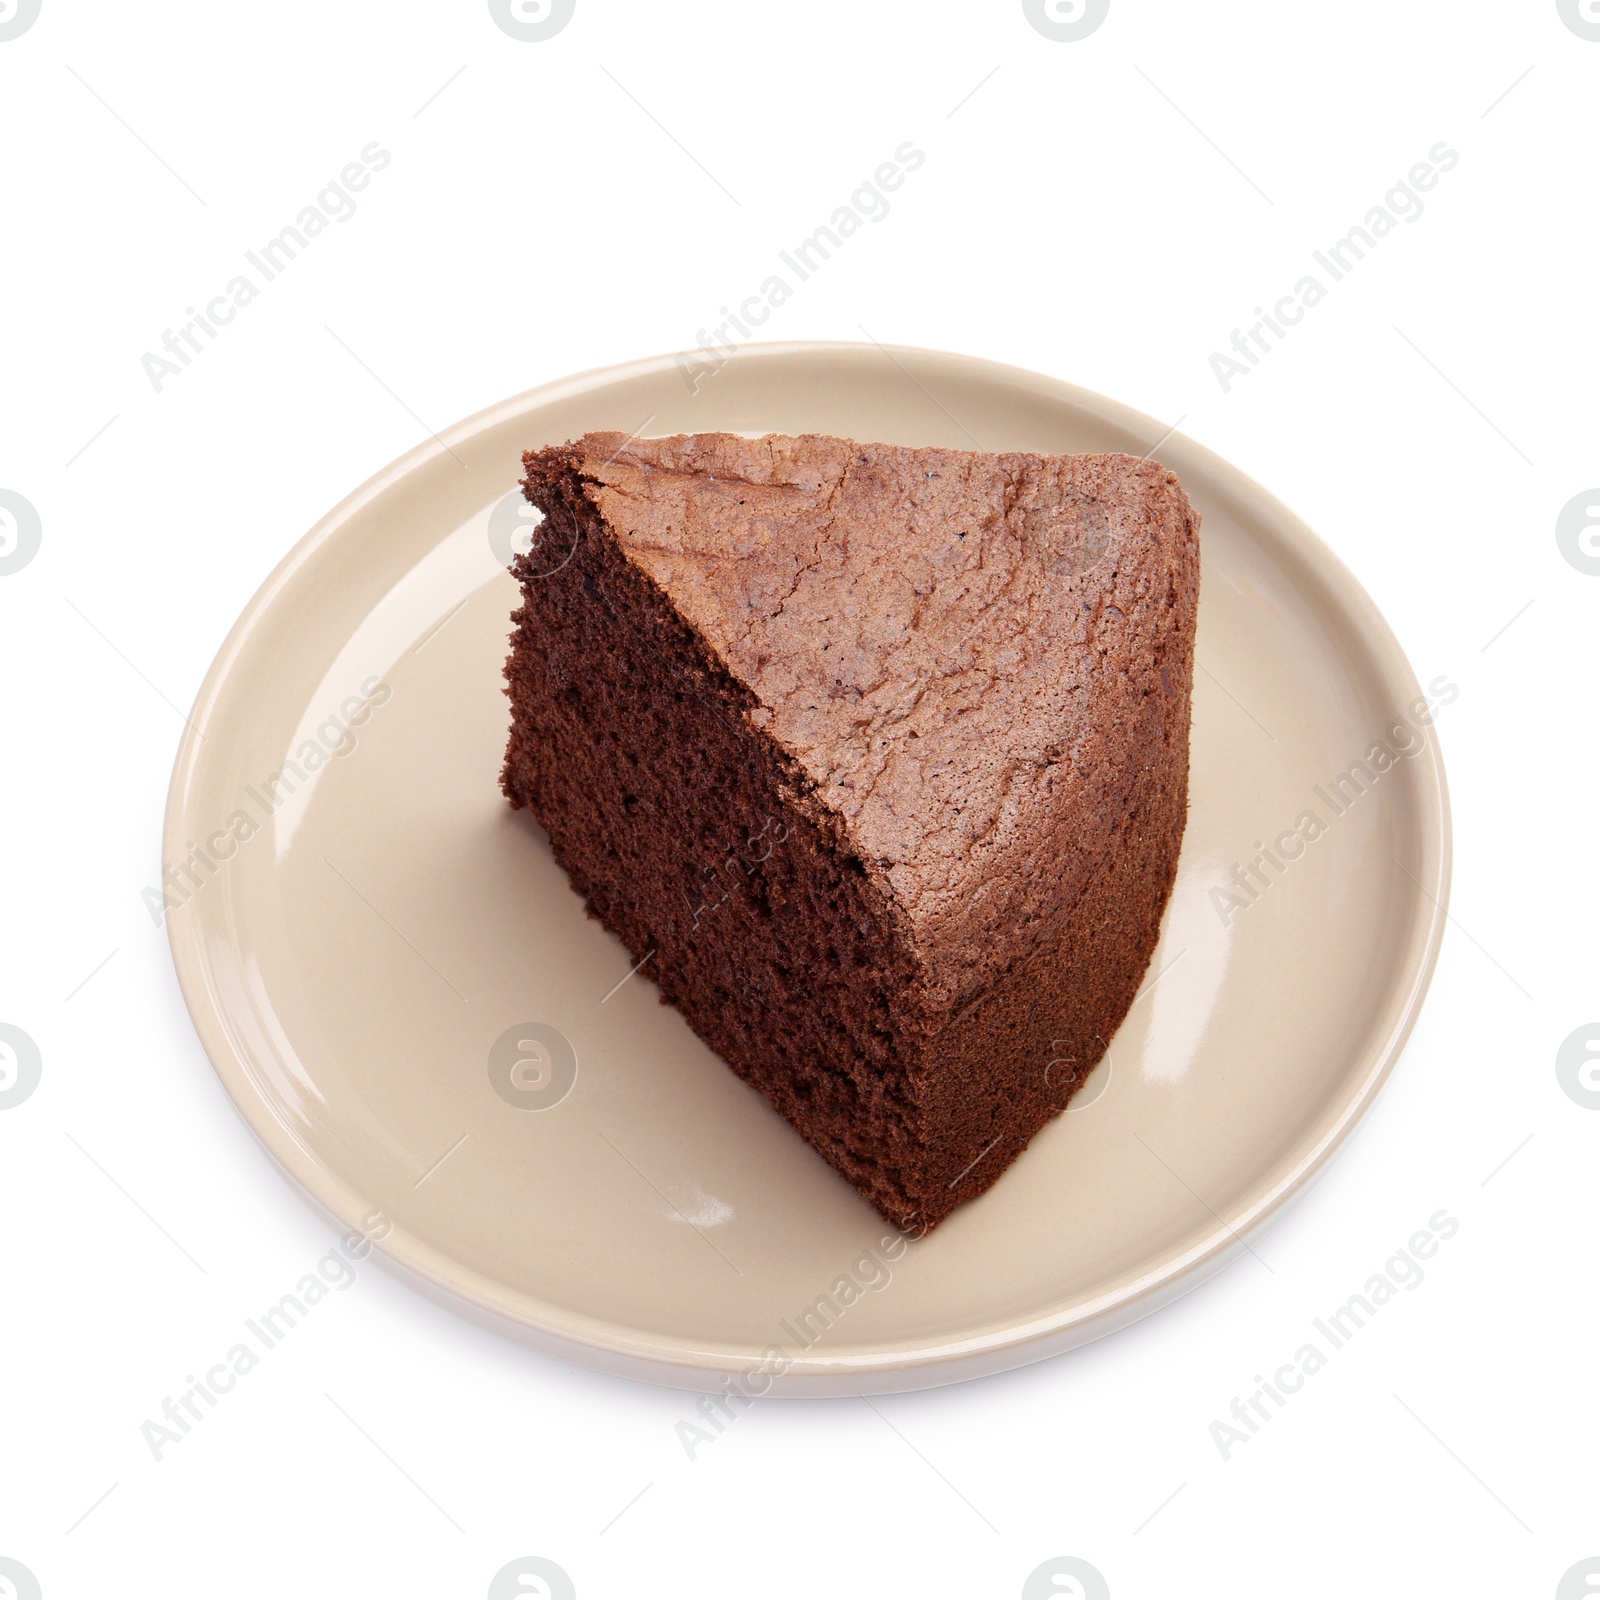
(502, 431), (1199, 1235)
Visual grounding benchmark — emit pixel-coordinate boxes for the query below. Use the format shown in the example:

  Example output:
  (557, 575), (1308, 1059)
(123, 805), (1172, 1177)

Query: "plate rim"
(164, 339), (1452, 1395)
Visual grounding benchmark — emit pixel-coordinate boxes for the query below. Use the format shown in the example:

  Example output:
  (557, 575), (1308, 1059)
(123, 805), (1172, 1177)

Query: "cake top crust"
(546, 431), (1199, 1001)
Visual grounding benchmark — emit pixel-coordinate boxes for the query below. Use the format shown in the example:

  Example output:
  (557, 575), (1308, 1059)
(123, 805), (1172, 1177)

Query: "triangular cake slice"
(502, 432), (1199, 1234)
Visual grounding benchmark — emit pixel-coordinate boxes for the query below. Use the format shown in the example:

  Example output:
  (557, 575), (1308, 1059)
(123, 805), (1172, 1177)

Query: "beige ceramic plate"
(165, 343), (1449, 1395)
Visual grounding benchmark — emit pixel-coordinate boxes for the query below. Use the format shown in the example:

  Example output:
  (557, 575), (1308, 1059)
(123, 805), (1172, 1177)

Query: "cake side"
(502, 442), (939, 1222)
(900, 678), (1191, 1230)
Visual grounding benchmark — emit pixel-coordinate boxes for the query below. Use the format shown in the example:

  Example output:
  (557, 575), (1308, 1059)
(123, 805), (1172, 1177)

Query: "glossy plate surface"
(165, 343), (1449, 1394)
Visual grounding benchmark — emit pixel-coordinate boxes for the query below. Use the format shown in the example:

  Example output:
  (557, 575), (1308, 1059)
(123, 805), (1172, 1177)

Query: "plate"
(164, 342), (1449, 1395)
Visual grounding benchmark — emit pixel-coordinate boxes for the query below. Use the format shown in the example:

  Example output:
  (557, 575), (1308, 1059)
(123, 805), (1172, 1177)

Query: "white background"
(2, 2), (1596, 1596)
